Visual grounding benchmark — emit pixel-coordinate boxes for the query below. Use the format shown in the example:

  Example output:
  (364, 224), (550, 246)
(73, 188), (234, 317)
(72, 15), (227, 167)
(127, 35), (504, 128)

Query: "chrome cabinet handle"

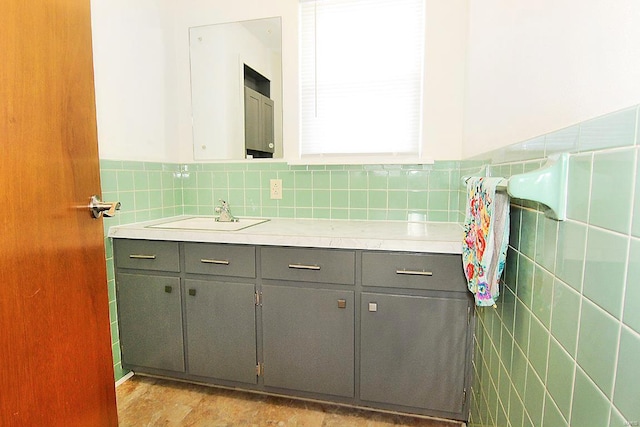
(129, 254), (157, 260)
(200, 259), (230, 265)
(396, 269), (433, 276)
(288, 264), (321, 271)
(89, 195), (121, 219)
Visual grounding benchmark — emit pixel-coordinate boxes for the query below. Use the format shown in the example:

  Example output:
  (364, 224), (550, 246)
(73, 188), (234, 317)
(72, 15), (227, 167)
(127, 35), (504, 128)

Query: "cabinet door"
(262, 285), (354, 397)
(261, 96), (274, 153)
(244, 87), (261, 152)
(184, 279), (257, 384)
(117, 273), (184, 372)
(360, 293), (469, 414)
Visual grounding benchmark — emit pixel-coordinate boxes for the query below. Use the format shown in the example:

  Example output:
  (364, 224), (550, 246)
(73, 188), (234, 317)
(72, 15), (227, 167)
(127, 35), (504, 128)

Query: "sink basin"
(148, 217), (269, 232)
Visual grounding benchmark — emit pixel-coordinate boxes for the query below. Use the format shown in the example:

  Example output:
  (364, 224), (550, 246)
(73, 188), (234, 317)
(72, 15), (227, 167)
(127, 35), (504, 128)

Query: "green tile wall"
(181, 162), (461, 222)
(99, 160), (184, 380)
(466, 105), (640, 427)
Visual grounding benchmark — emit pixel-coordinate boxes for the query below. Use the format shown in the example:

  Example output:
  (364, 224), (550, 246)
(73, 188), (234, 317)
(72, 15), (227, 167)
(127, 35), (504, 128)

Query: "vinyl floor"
(115, 375), (465, 427)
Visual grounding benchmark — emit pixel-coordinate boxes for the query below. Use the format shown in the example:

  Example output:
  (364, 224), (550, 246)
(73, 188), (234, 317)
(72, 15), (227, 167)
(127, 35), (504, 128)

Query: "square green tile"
(519, 209), (538, 259)
(583, 227), (628, 318)
(349, 209), (368, 220)
(546, 338), (575, 419)
(407, 191), (428, 210)
(613, 327), (640, 424)
(551, 279), (581, 356)
(368, 190), (387, 209)
(566, 153), (592, 222)
(534, 213), (558, 273)
(531, 266), (553, 329)
(243, 171), (261, 188)
(116, 170), (135, 191)
(330, 208), (349, 220)
(348, 171), (368, 189)
(294, 190), (312, 208)
(633, 150), (640, 237)
(387, 170), (407, 190)
(428, 191), (449, 211)
(509, 207), (522, 250)
(510, 345), (528, 400)
(367, 210), (388, 221)
(513, 299), (531, 355)
(134, 191), (150, 211)
(623, 238), (640, 333)
(388, 191), (408, 210)
(555, 220), (587, 292)
(428, 170), (450, 190)
(577, 300), (619, 397)
(294, 171), (312, 189)
(349, 190), (368, 209)
(227, 171), (245, 188)
(543, 395), (568, 427)
(312, 208), (331, 219)
(368, 171), (388, 190)
(517, 254), (534, 308)
(330, 171), (349, 189)
(527, 316), (549, 380)
(589, 149), (635, 233)
(100, 170), (118, 192)
(312, 171), (331, 189)
(312, 189), (330, 208)
(330, 190), (349, 208)
(407, 170), (429, 190)
(571, 368), (611, 427)
(524, 369), (545, 427)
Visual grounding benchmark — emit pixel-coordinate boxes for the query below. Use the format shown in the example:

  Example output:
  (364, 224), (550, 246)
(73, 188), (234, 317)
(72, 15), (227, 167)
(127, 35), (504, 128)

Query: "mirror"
(189, 17), (283, 160)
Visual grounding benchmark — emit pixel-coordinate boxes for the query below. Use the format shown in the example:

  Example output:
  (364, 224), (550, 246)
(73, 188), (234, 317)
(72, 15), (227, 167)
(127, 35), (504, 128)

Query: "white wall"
(463, 0), (640, 158)
(91, 0), (468, 162)
(91, 0), (174, 161)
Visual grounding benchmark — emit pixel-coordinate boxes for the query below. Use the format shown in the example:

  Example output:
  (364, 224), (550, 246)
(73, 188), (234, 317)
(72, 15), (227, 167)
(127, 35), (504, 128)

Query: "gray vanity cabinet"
(183, 243), (257, 384)
(116, 273), (185, 373)
(360, 293), (468, 413)
(113, 238), (472, 421)
(262, 285), (355, 397)
(359, 251), (472, 416)
(260, 247), (356, 398)
(114, 240), (184, 373)
(183, 279), (257, 384)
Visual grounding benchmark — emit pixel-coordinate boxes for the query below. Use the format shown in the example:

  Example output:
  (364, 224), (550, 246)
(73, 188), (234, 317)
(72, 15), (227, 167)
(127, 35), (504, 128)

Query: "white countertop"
(108, 216), (464, 254)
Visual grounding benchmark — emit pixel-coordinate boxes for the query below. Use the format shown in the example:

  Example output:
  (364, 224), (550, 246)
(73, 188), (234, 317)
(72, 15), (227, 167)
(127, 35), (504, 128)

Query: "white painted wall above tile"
(463, 0), (640, 158)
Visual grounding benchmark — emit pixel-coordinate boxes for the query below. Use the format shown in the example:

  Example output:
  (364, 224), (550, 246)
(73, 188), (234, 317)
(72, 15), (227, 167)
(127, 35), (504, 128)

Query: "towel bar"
(461, 153), (569, 221)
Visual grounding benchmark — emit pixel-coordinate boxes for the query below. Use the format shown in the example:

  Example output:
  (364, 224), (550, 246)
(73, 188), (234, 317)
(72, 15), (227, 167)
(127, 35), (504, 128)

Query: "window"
(299, 0), (425, 158)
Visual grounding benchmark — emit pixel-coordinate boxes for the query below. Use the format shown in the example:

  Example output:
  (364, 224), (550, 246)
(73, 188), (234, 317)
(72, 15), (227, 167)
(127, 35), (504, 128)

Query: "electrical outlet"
(270, 179), (283, 200)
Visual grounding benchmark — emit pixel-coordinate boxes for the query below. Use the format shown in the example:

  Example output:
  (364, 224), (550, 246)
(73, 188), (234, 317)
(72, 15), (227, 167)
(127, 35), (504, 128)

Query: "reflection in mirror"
(189, 17), (282, 160)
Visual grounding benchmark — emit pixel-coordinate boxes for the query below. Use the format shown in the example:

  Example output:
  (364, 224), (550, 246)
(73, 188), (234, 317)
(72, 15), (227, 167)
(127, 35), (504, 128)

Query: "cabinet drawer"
(261, 247), (355, 285)
(362, 252), (466, 292)
(184, 243), (255, 278)
(114, 239), (180, 272)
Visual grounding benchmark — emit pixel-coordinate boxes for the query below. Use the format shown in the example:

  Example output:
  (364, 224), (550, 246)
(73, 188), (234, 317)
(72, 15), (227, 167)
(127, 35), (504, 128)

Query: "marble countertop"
(108, 216), (464, 254)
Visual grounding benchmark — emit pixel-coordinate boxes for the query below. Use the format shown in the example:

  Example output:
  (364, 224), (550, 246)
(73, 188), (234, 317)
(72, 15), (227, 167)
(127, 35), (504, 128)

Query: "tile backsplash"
(101, 104), (639, 427)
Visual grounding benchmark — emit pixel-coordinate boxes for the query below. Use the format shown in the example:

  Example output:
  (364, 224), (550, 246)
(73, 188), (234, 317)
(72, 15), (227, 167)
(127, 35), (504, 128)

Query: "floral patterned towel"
(462, 177), (510, 307)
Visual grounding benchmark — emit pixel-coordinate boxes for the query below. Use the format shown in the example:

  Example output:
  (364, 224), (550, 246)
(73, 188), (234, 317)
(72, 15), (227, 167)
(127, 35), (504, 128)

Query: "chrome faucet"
(214, 199), (239, 222)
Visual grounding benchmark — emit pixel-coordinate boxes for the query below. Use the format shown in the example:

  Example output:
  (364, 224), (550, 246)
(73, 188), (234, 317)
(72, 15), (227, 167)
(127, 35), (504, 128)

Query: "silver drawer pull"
(129, 254), (157, 260)
(201, 259), (230, 265)
(288, 264), (321, 271)
(396, 269), (433, 276)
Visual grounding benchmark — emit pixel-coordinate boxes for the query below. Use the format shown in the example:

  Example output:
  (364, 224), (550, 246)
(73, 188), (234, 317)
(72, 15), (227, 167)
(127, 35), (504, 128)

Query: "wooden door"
(0, 0), (118, 426)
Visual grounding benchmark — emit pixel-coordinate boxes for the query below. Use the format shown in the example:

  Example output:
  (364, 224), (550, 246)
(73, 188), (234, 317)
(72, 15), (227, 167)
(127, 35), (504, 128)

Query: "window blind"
(299, 0), (425, 156)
